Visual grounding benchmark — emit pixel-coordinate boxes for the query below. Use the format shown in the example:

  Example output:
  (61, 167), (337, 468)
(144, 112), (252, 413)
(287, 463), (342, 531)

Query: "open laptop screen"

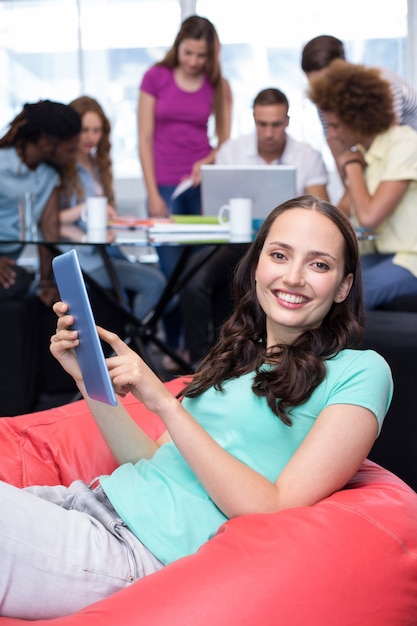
(200, 164), (296, 220)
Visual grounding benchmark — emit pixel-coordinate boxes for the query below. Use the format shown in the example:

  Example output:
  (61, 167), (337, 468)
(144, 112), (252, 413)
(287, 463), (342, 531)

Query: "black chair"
(377, 294), (417, 313)
(0, 295), (40, 416)
(362, 310), (417, 492)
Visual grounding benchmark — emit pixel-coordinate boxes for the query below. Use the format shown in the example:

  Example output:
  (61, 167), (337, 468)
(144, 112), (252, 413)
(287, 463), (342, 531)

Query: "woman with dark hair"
(138, 15), (232, 362)
(0, 100), (81, 306)
(184, 195), (366, 410)
(308, 60), (417, 309)
(0, 195), (392, 619)
(59, 96), (166, 323)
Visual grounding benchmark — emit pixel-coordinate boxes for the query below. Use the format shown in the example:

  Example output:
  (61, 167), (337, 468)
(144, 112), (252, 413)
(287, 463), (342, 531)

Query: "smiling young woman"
(0, 195), (393, 619)
(254, 207), (353, 346)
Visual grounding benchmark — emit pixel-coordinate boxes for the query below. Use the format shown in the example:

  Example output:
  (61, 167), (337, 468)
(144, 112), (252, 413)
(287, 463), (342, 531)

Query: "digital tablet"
(52, 249), (117, 406)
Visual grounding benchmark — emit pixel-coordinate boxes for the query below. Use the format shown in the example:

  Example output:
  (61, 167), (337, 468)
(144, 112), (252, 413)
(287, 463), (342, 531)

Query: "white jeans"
(0, 479), (164, 619)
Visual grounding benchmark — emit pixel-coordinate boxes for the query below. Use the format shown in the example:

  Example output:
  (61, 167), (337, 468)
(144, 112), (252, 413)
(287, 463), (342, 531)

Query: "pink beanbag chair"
(0, 377), (416, 625)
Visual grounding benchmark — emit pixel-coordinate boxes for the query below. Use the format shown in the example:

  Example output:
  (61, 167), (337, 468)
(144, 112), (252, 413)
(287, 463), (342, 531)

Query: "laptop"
(200, 164), (297, 219)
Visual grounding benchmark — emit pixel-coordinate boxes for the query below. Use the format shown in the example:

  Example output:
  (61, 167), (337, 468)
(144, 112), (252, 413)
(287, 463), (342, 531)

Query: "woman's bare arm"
(138, 90), (168, 218)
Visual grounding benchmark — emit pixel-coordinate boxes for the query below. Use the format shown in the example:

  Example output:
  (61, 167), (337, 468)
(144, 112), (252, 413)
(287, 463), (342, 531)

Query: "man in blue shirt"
(0, 100), (81, 306)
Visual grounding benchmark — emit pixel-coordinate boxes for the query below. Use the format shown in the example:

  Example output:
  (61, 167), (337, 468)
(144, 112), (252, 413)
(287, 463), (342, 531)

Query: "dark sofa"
(363, 309), (417, 491)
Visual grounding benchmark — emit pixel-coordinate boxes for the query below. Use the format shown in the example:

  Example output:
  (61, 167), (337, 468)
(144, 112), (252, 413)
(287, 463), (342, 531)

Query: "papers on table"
(148, 222), (230, 243)
(110, 215), (231, 244)
(109, 216), (163, 229)
(114, 230), (148, 244)
(171, 177), (194, 200)
(111, 217), (169, 244)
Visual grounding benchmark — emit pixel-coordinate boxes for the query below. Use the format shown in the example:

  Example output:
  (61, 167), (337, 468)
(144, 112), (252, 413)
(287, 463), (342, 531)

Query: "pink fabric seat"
(0, 377), (416, 625)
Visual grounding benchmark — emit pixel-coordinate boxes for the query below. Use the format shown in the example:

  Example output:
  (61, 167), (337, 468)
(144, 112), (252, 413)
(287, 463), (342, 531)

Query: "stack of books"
(110, 215), (230, 244)
(148, 216), (230, 243)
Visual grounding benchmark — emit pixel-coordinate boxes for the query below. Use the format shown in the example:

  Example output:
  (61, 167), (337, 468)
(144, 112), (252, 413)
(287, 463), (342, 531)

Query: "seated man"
(181, 88), (329, 369)
(0, 100), (81, 306)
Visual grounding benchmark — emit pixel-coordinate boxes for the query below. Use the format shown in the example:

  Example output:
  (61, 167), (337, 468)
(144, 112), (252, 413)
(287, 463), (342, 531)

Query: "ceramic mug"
(218, 197), (253, 242)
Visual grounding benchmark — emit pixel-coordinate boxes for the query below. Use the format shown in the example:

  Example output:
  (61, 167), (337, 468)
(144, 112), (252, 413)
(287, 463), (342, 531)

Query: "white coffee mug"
(83, 196), (108, 243)
(218, 197), (253, 242)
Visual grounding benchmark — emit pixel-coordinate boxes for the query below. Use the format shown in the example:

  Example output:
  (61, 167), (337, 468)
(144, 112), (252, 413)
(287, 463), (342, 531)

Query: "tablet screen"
(52, 249), (117, 406)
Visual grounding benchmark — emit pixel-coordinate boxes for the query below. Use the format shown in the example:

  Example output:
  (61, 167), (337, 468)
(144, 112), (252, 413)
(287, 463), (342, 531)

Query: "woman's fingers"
(97, 326), (132, 355)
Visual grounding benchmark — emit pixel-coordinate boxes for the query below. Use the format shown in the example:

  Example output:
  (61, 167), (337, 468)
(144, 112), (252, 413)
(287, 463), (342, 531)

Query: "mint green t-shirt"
(100, 349), (392, 565)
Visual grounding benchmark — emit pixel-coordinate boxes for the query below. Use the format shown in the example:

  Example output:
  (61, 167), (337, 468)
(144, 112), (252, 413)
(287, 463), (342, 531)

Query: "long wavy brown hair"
(181, 196), (365, 425)
(157, 15), (230, 143)
(61, 96), (114, 205)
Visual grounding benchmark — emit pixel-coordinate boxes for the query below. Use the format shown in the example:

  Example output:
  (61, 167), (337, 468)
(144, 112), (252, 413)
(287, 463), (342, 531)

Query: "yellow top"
(364, 125), (417, 277)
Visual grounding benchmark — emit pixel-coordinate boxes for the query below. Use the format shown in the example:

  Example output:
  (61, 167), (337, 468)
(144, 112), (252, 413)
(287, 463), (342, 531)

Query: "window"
(0, 0), (410, 204)
(197, 0), (408, 199)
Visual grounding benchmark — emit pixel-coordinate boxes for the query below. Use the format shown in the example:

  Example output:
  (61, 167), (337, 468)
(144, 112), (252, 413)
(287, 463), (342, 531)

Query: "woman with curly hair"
(0, 195), (392, 618)
(301, 35), (417, 132)
(301, 34), (417, 170)
(308, 60), (417, 309)
(59, 95), (166, 323)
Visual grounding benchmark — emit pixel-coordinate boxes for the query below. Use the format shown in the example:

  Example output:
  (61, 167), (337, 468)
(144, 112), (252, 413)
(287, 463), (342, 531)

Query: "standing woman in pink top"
(138, 15), (232, 359)
(139, 15), (232, 225)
